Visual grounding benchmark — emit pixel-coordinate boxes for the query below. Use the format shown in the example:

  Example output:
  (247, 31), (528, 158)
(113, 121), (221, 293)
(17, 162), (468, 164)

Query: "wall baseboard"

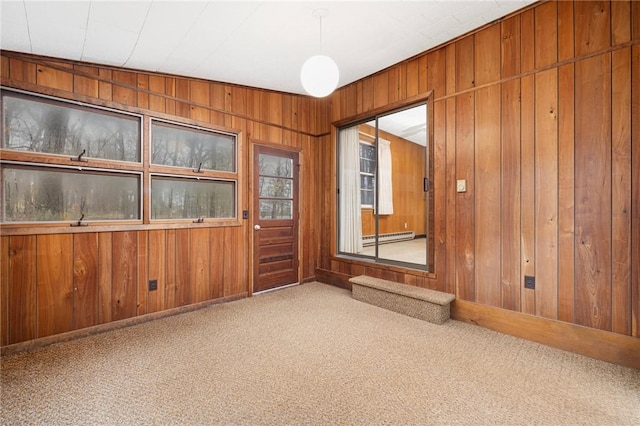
(1, 293), (247, 357)
(452, 299), (640, 370)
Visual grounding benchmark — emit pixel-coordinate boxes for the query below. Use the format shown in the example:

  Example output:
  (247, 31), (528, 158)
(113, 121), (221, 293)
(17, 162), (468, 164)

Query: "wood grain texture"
(73, 233), (98, 330)
(534, 68), (558, 320)
(36, 65), (73, 92)
(474, 24), (501, 86)
(501, 15), (521, 79)
(611, 0), (631, 45)
(98, 232), (112, 324)
(500, 79), (521, 311)
(574, 53), (612, 331)
(520, 75), (536, 316)
(557, 63), (575, 324)
(137, 230), (148, 316)
(534, 1), (558, 69)
(174, 229), (191, 307)
(6, 236), (37, 344)
(521, 9), (535, 73)
(1, 237), (8, 346)
(575, 1), (611, 57)
(36, 234), (73, 338)
(190, 228), (210, 303)
(445, 98), (457, 295)
(451, 299), (640, 370)
(611, 48), (632, 335)
(455, 36), (475, 92)
(474, 85), (501, 307)
(557, 0), (575, 62)
(631, 45), (640, 337)
(455, 93), (475, 301)
(111, 231), (138, 321)
(147, 230), (166, 313)
(427, 49), (446, 99)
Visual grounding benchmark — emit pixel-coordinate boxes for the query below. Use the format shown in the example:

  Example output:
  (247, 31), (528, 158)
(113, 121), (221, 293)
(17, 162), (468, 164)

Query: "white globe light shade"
(300, 55), (339, 98)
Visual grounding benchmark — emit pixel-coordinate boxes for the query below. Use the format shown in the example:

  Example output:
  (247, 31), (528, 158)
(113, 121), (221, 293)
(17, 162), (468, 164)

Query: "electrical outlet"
(149, 279), (158, 291)
(456, 179), (467, 193)
(524, 275), (535, 290)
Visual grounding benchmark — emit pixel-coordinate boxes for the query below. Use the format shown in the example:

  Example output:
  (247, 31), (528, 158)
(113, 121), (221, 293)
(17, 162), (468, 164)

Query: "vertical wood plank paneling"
(190, 80), (210, 123)
(611, 48), (632, 335)
(418, 56), (428, 94)
(632, 45), (640, 337)
(474, 85), (501, 307)
(73, 65), (99, 98)
(112, 70), (137, 106)
(174, 229), (191, 307)
(557, 0), (575, 62)
(190, 228), (210, 303)
(575, 53), (612, 331)
(7, 236), (36, 344)
(147, 230), (166, 314)
(98, 69), (112, 101)
(633, 1), (640, 42)
(611, 0), (631, 45)
(210, 228), (225, 300)
(501, 15), (521, 79)
(521, 9), (535, 73)
(558, 63), (576, 323)
(433, 99), (447, 291)
(223, 227), (237, 296)
(148, 75), (166, 113)
(373, 71), (389, 109)
(165, 229), (177, 309)
(35, 65), (73, 92)
(8, 58), (36, 83)
(455, 93), (475, 301)
(137, 74), (149, 110)
(73, 233), (98, 330)
(445, 44), (456, 95)
(111, 231), (138, 321)
(474, 24), (501, 86)
(1, 237), (8, 346)
(445, 98), (457, 295)
(406, 58), (419, 98)
(427, 49), (446, 99)
(534, 68), (559, 320)
(520, 74), (536, 315)
(534, 1), (558, 69)
(501, 78), (521, 311)
(575, 1), (611, 57)
(97, 232), (112, 324)
(36, 234), (73, 338)
(456, 36), (475, 91)
(137, 230), (148, 316)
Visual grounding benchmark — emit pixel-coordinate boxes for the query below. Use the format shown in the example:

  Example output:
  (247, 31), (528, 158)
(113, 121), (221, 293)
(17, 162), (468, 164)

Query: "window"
(359, 142), (376, 207)
(151, 176), (235, 220)
(2, 165), (140, 222)
(1, 89), (142, 224)
(338, 102), (432, 270)
(2, 91), (140, 162)
(151, 119), (235, 172)
(1, 89), (239, 226)
(149, 119), (237, 221)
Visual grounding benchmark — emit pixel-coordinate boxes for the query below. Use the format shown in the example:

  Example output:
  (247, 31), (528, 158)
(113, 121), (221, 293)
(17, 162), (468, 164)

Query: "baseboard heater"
(362, 231), (415, 246)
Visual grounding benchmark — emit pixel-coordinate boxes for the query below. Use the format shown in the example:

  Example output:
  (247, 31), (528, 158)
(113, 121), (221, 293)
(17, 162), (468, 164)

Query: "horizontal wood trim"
(0, 220), (242, 236)
(451, 299), (640, 370)
(0, 293), (246, 357)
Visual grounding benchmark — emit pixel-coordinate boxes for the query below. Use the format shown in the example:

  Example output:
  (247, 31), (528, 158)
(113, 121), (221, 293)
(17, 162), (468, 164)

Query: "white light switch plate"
(456, 179), (467, 193)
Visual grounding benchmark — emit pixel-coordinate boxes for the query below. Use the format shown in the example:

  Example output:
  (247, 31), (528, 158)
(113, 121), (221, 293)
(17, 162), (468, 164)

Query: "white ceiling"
(1, 0), (536, 96)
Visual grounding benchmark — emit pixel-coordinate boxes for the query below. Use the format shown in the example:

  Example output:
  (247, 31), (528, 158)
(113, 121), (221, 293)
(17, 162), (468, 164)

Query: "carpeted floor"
(1, 282), (639, 425)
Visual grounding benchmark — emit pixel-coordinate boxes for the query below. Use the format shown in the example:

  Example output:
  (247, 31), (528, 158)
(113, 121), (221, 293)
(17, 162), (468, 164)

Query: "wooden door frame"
(248, 139), (302, 296)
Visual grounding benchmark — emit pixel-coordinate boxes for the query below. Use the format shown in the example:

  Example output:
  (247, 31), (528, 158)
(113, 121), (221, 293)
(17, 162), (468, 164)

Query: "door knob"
(254, 224), (261, 230)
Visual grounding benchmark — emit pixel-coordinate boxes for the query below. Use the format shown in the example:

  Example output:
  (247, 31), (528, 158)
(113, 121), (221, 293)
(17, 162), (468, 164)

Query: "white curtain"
(377, 138), (393, 215)
(339, 126), (363, 253)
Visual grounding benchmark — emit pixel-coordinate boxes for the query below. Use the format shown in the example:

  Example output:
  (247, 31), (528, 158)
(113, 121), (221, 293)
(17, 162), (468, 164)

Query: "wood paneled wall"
(360, 128), (427, 237)
(320, 0), (640, 339)
(0, 52), (328, 346)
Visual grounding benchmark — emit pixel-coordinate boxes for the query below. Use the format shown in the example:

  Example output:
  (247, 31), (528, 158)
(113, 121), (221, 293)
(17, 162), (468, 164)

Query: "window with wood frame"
(1, 88), (238, 225)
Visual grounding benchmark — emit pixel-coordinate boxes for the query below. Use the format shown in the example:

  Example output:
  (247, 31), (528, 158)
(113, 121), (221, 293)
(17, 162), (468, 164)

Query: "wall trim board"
(452, 299), (640, 370)
(0, 293), (247, 357)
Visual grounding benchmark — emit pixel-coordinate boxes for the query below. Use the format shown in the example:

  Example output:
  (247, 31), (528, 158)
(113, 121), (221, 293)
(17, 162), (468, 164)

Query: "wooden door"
(252, 145), (299, 293)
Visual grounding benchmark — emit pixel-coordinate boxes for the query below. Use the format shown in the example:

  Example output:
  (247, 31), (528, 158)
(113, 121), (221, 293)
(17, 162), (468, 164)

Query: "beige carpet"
(1, 282), (638, 425)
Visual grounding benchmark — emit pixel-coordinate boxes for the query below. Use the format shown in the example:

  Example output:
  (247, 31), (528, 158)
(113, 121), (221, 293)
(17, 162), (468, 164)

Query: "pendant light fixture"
(300, 9), (339, 98)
